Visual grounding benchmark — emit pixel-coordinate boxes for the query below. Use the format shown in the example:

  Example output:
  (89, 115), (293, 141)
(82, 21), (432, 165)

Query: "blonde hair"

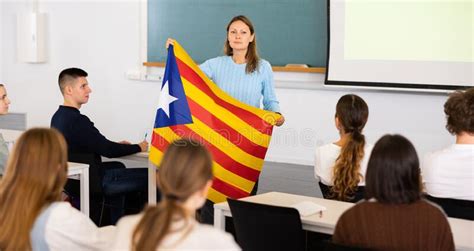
(224, 15), (260, 74)
(331, 94), (369, 201)
(0, 128), (68, 250)
(132, 139), (213, 250)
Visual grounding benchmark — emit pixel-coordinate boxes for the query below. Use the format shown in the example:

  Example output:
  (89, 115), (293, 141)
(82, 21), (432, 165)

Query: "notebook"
(291, 201), (327, 217)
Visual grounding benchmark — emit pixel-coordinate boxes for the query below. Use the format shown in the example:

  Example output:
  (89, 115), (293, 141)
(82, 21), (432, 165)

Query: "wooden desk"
(116, 152), (157, 205)
(68, 162), (89, 216)
(214, 192), (474, 250)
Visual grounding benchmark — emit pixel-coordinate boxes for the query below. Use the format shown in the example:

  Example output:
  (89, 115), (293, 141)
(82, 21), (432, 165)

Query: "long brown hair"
(132, 139), (213, 250)
(224, 15), (260, 74)
(0, 128), (68, 250)
(331, 94), (369, 201)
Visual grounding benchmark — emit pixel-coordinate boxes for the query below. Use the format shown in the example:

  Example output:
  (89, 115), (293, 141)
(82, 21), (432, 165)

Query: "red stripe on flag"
(187, 97), (268, 159)
(175, 58), (274, 136)
(169, 125), (260, 182)
(212, 177), (249, 199)
(151, 131), (170, 152)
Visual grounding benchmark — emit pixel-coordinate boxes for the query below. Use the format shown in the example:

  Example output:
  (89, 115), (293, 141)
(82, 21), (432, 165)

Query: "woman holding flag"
(166, 15), (284, 225)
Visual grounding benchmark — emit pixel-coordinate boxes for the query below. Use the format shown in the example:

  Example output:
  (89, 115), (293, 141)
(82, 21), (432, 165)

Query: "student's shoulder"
(45, 202), (93, 227)
(317, 143), (340, 153)
(418, 199), (450, 218)
(191, 224), (239, 248)
(116, 213), (142, 229)
(424, 145), (455, 161)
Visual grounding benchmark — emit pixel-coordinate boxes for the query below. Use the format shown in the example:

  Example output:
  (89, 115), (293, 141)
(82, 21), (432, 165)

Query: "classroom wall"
(1, 0), (454, 166)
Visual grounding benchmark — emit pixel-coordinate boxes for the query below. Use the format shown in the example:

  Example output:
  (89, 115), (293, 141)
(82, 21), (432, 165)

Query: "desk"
(214, 192), (474, 250)
(116, 152), (157, 205)
(68, 162), (89, 216)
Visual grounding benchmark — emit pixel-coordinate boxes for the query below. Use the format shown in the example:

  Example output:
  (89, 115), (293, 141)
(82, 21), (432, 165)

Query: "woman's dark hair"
(224, 15), (260, 74)
(331, 94), (369, 201)
(444, 87), (474, 135)
(365, 134), (421, 204)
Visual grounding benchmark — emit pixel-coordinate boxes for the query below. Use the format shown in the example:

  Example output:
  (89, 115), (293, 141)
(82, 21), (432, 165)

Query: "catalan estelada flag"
(149, 41), (281, 203)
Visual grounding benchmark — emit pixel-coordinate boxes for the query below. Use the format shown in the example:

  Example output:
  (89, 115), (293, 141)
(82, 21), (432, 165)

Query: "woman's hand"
(165, 38), (175, 49)
(275, 114), (285, 127)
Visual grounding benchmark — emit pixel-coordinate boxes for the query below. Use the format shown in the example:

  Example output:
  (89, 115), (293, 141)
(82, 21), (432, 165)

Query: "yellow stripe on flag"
(149, 145), (164, 167)
(213, 162), (254, 193)
(208, 187), (228, 203)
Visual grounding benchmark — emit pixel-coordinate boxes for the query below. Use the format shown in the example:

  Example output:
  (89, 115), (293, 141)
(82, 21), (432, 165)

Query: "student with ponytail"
(314, 94), (373, 202)
(113, 139), (240, 250)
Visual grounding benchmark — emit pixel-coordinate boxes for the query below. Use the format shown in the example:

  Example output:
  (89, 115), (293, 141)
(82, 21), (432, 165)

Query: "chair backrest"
(227, 198), (305, 251)
(68, 152), (103, 195)
(425, 195), (474, 220)
(324, 241), (372, 251)
(318, 182), (365, 203)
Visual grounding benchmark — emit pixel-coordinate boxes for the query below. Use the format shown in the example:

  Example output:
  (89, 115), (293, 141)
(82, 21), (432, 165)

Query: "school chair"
(227, 198), (305, 251)
(425, 194), (474, 220)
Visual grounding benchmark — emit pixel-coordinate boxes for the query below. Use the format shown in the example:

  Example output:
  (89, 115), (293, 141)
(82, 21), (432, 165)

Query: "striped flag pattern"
(149, 41), (281, 203)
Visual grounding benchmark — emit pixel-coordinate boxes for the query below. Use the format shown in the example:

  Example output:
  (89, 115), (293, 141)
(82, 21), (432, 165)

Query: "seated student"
(51, 68), (149, 224)
(0, 128), (114, 250)
(333, 134), (455, 251)
(0, 83), (11, 176)
(314, 94), (373, 202)
(113, 139), (240, 250)
(423, 87), (474, 201)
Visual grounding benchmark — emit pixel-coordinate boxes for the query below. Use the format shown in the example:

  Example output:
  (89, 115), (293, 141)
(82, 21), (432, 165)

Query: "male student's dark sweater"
(51, 105), (140, 158)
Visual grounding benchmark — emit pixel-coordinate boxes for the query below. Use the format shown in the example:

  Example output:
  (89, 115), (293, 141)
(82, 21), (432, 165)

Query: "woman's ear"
(200, 180), (213, 197)
(335, 116), (341, 130)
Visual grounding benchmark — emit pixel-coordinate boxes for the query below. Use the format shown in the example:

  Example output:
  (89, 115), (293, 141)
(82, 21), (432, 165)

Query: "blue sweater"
(200, 56), (280, 112)
(51, 106), (140, 158)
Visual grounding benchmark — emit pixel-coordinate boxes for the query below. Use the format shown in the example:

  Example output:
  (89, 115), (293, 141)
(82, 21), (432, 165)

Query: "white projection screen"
(326, 0), (473, 91)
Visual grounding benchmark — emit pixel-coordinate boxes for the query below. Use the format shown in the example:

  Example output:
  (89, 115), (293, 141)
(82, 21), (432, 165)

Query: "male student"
(423, 87), (474, 202)
(51, 67), (148, 224)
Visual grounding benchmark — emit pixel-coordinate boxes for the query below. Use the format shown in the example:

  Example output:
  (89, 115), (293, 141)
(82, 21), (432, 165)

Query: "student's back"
(114, 214), (238, 250)
(333, 200), (453, 251)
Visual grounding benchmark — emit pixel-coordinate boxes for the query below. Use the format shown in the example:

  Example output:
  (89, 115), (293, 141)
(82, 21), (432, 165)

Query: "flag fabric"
(149, 41), (281, 203)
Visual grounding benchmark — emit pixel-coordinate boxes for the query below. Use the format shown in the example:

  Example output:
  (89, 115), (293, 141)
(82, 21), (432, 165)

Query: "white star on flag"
(157, 80), (178, 117)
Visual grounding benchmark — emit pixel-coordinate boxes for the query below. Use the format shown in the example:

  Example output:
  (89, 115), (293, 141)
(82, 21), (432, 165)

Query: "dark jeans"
(102, 167), (148, 196)
(64, 161), (148, 225)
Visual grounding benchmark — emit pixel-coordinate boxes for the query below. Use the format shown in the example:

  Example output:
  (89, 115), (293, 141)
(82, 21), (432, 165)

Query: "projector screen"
(326, 0), (473, 90)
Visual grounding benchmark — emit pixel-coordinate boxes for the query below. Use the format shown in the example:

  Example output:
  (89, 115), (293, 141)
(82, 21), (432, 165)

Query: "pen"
(144, 132), (148, 141)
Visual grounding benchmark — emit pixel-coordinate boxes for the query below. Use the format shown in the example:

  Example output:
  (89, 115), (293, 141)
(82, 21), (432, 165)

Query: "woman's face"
(227, 20), (254, 52)
(0, 86), (10, 115)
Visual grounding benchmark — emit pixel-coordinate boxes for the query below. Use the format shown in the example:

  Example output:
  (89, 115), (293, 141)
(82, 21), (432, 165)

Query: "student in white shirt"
(0, 83), (11, 176)
(0, 128), (114, 250)
(314, 94), (373, 202)
(114, 139), (240, 250)
(423, 87), (474, 201)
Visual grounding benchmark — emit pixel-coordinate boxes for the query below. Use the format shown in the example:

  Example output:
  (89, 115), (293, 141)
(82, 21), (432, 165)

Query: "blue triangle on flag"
(154, 45), (193, 128)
